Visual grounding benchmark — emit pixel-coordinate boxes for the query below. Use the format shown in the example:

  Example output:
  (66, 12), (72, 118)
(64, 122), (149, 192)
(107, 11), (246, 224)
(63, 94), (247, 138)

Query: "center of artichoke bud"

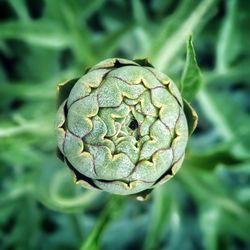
(128, 118), (140, 141)
(129, 120), (138, 130)
(115, 110), (141, 143)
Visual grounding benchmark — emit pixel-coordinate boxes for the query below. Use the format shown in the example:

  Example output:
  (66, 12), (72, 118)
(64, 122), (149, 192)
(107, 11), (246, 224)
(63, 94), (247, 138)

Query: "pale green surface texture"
(56, 58), (196, 196)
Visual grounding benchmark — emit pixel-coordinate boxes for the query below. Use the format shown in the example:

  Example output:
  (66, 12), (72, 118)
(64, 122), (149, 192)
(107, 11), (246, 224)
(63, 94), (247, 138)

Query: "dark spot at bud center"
(129, 120), (138, 130)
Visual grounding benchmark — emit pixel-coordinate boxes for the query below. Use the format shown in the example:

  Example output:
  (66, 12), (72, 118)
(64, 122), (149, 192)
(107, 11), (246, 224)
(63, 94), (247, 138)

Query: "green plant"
(55, 57), (198, 198)
(1, 0), (250, 249)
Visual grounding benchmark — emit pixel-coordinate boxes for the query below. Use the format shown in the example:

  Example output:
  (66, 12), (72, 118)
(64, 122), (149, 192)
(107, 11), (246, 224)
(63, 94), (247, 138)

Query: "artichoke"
(55, 58), (197, 198)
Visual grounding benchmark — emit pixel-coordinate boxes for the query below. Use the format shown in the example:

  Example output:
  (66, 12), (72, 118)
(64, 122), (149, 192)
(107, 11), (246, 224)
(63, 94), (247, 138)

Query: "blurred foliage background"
(0, 0), (250, 249)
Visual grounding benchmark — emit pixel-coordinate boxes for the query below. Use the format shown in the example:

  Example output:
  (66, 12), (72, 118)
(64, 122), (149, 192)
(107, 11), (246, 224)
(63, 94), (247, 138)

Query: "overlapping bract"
(55, 58), (197, 196)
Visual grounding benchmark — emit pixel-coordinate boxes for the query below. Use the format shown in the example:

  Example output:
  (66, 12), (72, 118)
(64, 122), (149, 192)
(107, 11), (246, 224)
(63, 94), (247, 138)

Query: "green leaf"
(199, 85), (250, 159)
(35, 157), (101, 213)
(81, 0), (106, 20)
(132, 0), (148, 25)
(183, 99), (198, 135)
(216, 0), (237, 72)
(153, 0), (216, 70)
(0, 21), (71, 48)
(80, 199), (120, 250)
(57, 78), (79, 106)
(143, 186), (172, 250)
(9, 0), (30, 21)
(216, 0), (250, 71)
(181, 35), (202, 101)
(99, 23), (134, 57)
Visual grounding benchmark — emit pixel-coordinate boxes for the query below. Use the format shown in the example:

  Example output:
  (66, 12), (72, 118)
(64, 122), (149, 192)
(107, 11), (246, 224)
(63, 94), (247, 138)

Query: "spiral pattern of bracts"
(55, 58), (190, 195)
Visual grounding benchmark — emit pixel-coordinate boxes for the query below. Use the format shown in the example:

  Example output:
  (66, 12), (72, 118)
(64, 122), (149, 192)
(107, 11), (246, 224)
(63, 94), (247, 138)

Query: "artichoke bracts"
(55, 58), (197, 198)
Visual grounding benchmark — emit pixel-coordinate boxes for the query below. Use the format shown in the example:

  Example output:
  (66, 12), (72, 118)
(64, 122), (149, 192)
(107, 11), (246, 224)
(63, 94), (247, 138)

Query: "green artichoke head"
(55, 58), (197, 198)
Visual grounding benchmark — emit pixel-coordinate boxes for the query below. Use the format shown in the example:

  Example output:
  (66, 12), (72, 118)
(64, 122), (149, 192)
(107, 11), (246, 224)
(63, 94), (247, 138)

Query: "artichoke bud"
(55, 58), (198, 197)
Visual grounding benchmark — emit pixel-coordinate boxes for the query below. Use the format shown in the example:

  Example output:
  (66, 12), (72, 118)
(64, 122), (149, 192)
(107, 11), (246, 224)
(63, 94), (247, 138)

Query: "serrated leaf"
(181, 35), (202, 101)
